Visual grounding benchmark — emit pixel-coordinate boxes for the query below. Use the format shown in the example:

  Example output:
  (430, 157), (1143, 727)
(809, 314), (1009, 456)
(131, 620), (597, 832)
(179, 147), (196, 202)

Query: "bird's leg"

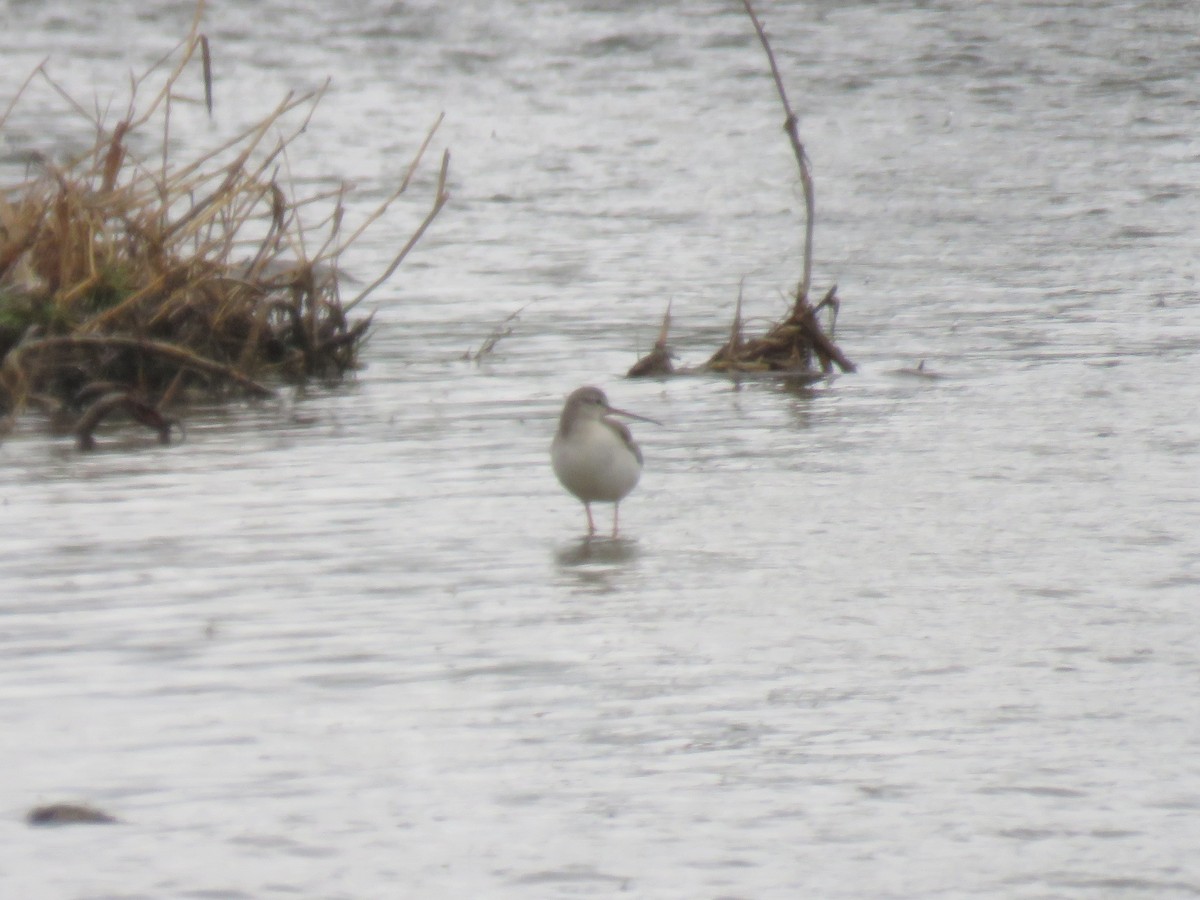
(585, 502), (596, 537)
(612, 502), (620, 539)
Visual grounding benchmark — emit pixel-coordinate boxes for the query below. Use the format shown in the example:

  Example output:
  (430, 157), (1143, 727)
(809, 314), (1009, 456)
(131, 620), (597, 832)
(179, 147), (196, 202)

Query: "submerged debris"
(462, 304), (527, 363)
(0, 1), (449, 442)
(629, 283), (854, 379)
(892, 360), (945, 380)
(74, 389), (180, 451)
(705, 284), (853, 375)
(27, 803), (118, 826)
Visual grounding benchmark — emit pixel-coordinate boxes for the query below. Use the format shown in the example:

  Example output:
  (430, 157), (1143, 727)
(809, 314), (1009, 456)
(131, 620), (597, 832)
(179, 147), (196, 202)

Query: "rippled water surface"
(2, 1), (1199, 897)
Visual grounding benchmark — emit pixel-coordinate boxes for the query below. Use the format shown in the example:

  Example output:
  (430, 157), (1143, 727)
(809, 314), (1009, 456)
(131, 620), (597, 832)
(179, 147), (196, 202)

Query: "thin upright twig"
(0, 58), (48, 131)
(462, 304), (527, 362)
(325, 111), (445, 261)
(741, 0), (814, 303)
(346, 148), (451, 311)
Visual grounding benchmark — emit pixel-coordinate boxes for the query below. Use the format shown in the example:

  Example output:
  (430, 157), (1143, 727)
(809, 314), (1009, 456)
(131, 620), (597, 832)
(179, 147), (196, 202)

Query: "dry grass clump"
(0, 3), (448, 445)
(704, 282), (852, 375)
(628, 282), (852, 380)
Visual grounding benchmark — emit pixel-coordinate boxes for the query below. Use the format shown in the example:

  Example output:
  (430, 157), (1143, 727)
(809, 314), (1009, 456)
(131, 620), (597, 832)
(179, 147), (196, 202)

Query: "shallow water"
(2, 1), (1200, 897)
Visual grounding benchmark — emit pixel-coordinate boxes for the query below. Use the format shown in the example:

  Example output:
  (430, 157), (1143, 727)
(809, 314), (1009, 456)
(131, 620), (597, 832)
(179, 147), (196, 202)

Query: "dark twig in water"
(75, 390), (178, 450)
(462, 303), (527, 362)
(199, 34), (213, 117)
(797, 284), (855, 373)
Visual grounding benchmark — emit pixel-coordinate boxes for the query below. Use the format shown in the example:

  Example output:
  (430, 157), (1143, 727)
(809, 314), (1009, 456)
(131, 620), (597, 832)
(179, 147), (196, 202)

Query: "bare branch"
(741, 0), (815, 303)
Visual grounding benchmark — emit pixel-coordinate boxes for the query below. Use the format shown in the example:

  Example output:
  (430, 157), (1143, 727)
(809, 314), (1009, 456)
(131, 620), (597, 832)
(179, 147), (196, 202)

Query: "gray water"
(2, 1), (1199, 897)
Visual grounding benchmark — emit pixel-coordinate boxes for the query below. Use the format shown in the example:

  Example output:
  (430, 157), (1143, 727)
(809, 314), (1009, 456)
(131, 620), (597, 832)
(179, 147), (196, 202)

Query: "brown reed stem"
(742, 0), (815, 304)
(323, 111), (445, 263)
(346, 147), (451, 311)
(0, 58), (48, 132)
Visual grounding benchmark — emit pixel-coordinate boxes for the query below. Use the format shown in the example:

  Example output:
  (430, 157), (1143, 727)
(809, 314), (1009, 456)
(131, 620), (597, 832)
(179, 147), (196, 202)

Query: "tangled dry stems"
(0, 4), (448, 445)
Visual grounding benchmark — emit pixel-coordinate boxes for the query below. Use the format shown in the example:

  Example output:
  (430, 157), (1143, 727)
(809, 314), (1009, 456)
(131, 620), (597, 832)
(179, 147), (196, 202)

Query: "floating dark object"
(707, 284), (854, 375)
(74, 389), (180, 451)
(627, 301), (675, 377)
(626, 342), (674, 377)
(629, 285), (853, 379)
(27, 803), (118, 826)
(893, 360), (945, 380)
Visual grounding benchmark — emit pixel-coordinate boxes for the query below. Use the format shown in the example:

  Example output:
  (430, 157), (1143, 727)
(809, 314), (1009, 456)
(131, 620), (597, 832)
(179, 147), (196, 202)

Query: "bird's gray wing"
(606, 418), (643, 466)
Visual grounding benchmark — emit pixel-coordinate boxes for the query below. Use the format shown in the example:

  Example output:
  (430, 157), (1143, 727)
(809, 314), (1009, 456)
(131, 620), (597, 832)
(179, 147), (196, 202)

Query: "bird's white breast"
(551, 418), (642, 503)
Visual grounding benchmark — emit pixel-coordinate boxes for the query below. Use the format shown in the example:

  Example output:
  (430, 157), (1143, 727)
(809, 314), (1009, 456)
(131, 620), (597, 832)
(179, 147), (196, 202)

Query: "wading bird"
(551, 386), (660, 538)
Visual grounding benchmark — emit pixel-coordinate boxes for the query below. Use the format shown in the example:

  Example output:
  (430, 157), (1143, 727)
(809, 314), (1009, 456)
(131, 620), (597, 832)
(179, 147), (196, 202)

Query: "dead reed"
(629, 0), (854, 380)
(0, 2), (449, 446)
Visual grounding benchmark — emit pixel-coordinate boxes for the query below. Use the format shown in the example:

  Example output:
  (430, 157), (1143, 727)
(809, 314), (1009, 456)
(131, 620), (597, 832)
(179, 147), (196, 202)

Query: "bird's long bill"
(607, 406), (662, 426)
